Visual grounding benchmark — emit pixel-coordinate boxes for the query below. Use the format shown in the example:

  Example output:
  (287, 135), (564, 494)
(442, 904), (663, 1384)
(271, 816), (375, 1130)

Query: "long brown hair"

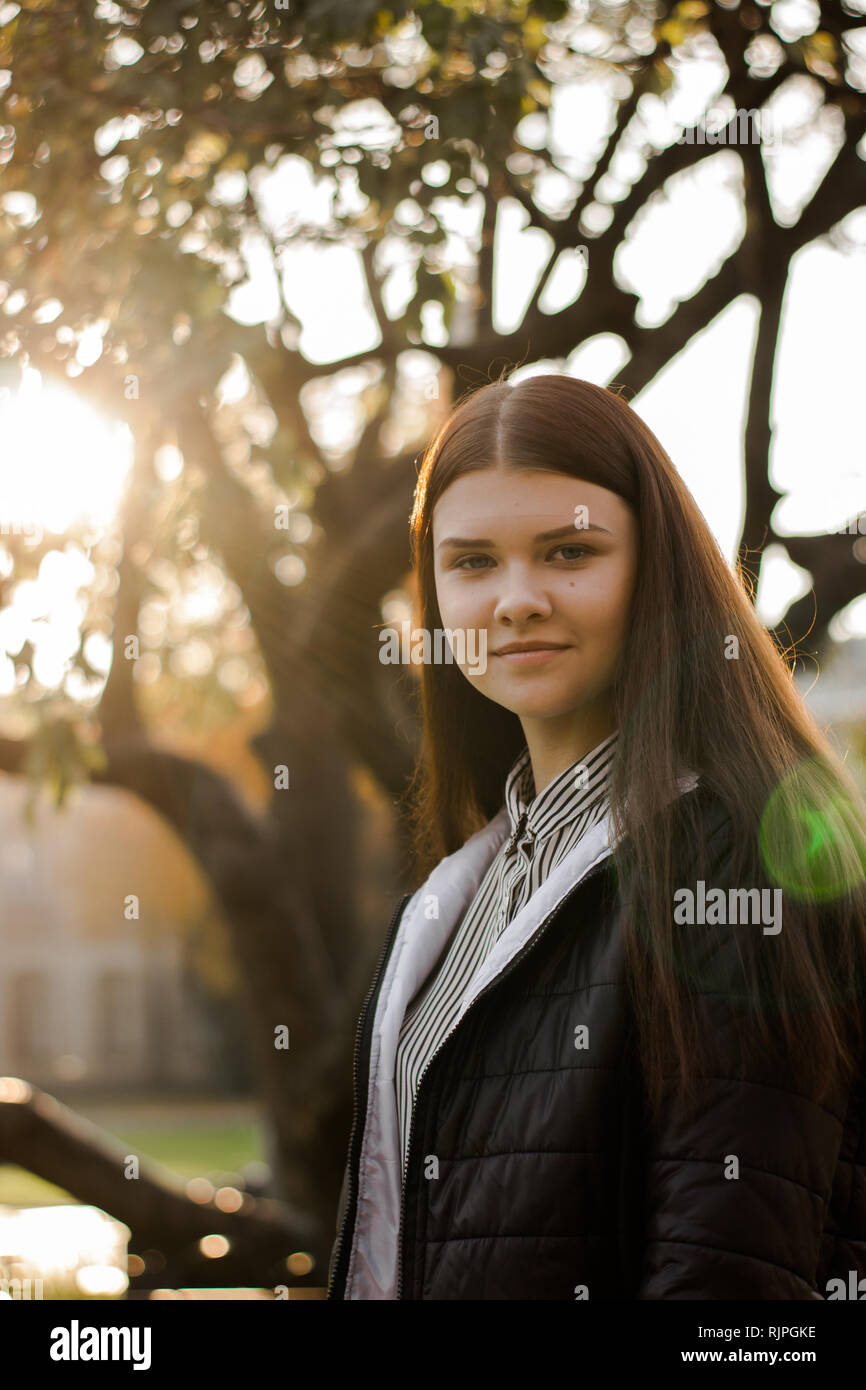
(400, 370), (866, 1129)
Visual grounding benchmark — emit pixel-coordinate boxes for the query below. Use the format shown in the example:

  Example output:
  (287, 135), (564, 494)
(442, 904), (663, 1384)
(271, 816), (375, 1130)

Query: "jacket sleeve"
(637, 811), (851, 1299)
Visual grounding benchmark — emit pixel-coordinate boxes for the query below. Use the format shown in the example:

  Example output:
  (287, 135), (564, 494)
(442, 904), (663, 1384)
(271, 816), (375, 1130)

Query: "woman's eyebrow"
(436, 522), (611, 550)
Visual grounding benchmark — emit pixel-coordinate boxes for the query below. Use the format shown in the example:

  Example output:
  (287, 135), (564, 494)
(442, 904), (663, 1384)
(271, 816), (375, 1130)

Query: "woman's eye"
(553, 544), (590, 561)
(453, 546), (591, 571)
(453, 554), (492, 571)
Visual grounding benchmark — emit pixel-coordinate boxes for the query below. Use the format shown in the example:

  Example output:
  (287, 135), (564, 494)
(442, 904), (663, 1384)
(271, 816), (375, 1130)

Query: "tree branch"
(0, 1079), (320, 1283)
(769, 533), (866, 656)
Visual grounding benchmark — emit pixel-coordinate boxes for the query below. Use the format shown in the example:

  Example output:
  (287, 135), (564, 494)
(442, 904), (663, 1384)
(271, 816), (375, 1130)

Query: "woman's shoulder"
(675, 778), (737, 864)
(668, 779), (765, 903)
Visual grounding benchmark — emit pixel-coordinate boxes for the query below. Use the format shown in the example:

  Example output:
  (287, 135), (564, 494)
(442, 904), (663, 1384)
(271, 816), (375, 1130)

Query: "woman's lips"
(494, 647), (568, 666)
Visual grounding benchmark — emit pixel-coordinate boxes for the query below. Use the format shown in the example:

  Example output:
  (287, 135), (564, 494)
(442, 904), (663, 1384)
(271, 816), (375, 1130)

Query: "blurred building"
(0, 777), (242, 1093)
(796, 635), (866, 793)
(796, 636), (866, 725)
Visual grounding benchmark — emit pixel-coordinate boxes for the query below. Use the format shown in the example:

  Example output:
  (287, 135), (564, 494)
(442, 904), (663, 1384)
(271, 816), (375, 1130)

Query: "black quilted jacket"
(327, 781), (866, 1300)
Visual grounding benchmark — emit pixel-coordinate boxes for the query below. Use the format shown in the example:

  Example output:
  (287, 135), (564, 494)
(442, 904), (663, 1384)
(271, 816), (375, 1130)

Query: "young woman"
(327, 372), (866, 1300)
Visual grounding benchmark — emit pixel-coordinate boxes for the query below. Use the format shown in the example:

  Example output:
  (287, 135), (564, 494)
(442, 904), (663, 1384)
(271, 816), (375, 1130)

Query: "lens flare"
(759, 763), (866, 904)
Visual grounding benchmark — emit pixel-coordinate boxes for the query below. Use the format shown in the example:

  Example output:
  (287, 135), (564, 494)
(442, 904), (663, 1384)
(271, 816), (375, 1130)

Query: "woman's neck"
(520, 703), (617, 798)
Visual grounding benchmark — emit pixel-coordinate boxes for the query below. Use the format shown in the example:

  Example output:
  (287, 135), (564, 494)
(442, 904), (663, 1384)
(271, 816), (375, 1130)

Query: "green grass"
(104, 1122), (263, 1176)
(0, 1098), (266, 1207)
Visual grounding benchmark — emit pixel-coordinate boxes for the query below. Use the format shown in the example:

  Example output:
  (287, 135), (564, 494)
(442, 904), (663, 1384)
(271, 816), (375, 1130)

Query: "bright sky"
(0, 28), (864, 706)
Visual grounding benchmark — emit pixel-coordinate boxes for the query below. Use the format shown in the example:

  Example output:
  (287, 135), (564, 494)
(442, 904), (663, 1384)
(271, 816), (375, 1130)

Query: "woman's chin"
(495, 688), (587, 720)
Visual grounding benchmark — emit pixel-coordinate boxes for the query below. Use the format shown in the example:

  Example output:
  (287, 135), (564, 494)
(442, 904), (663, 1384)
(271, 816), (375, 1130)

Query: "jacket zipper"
(396, 855), (611, 1298)
(326, 888), (413, 1300)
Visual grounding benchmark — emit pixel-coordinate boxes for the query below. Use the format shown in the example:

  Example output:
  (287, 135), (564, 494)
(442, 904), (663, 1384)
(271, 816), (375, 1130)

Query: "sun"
(0, 370), (133, 543)
(0, 370), (134, 699)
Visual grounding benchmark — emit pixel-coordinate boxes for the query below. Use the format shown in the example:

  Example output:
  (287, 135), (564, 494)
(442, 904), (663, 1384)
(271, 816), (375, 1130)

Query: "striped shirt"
(394, 729), (619, 1180)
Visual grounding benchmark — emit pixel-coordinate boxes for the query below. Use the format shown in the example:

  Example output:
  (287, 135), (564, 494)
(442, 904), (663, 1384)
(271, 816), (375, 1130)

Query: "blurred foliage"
(0, 0), (586, 412)
(21, 716), (108, 820)
(1, 0), (863, 452)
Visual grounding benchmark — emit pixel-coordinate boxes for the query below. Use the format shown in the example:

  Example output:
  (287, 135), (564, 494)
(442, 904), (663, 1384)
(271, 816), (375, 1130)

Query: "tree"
(0, 0), (864, 1279)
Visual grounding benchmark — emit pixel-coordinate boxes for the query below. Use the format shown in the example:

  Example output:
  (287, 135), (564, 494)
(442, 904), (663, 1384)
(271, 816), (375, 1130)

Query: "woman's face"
(432, 467), (639, 723)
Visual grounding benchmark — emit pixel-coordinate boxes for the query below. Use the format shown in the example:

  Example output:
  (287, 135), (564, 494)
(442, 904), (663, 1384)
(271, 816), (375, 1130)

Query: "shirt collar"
(503, 730), (619, 846)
